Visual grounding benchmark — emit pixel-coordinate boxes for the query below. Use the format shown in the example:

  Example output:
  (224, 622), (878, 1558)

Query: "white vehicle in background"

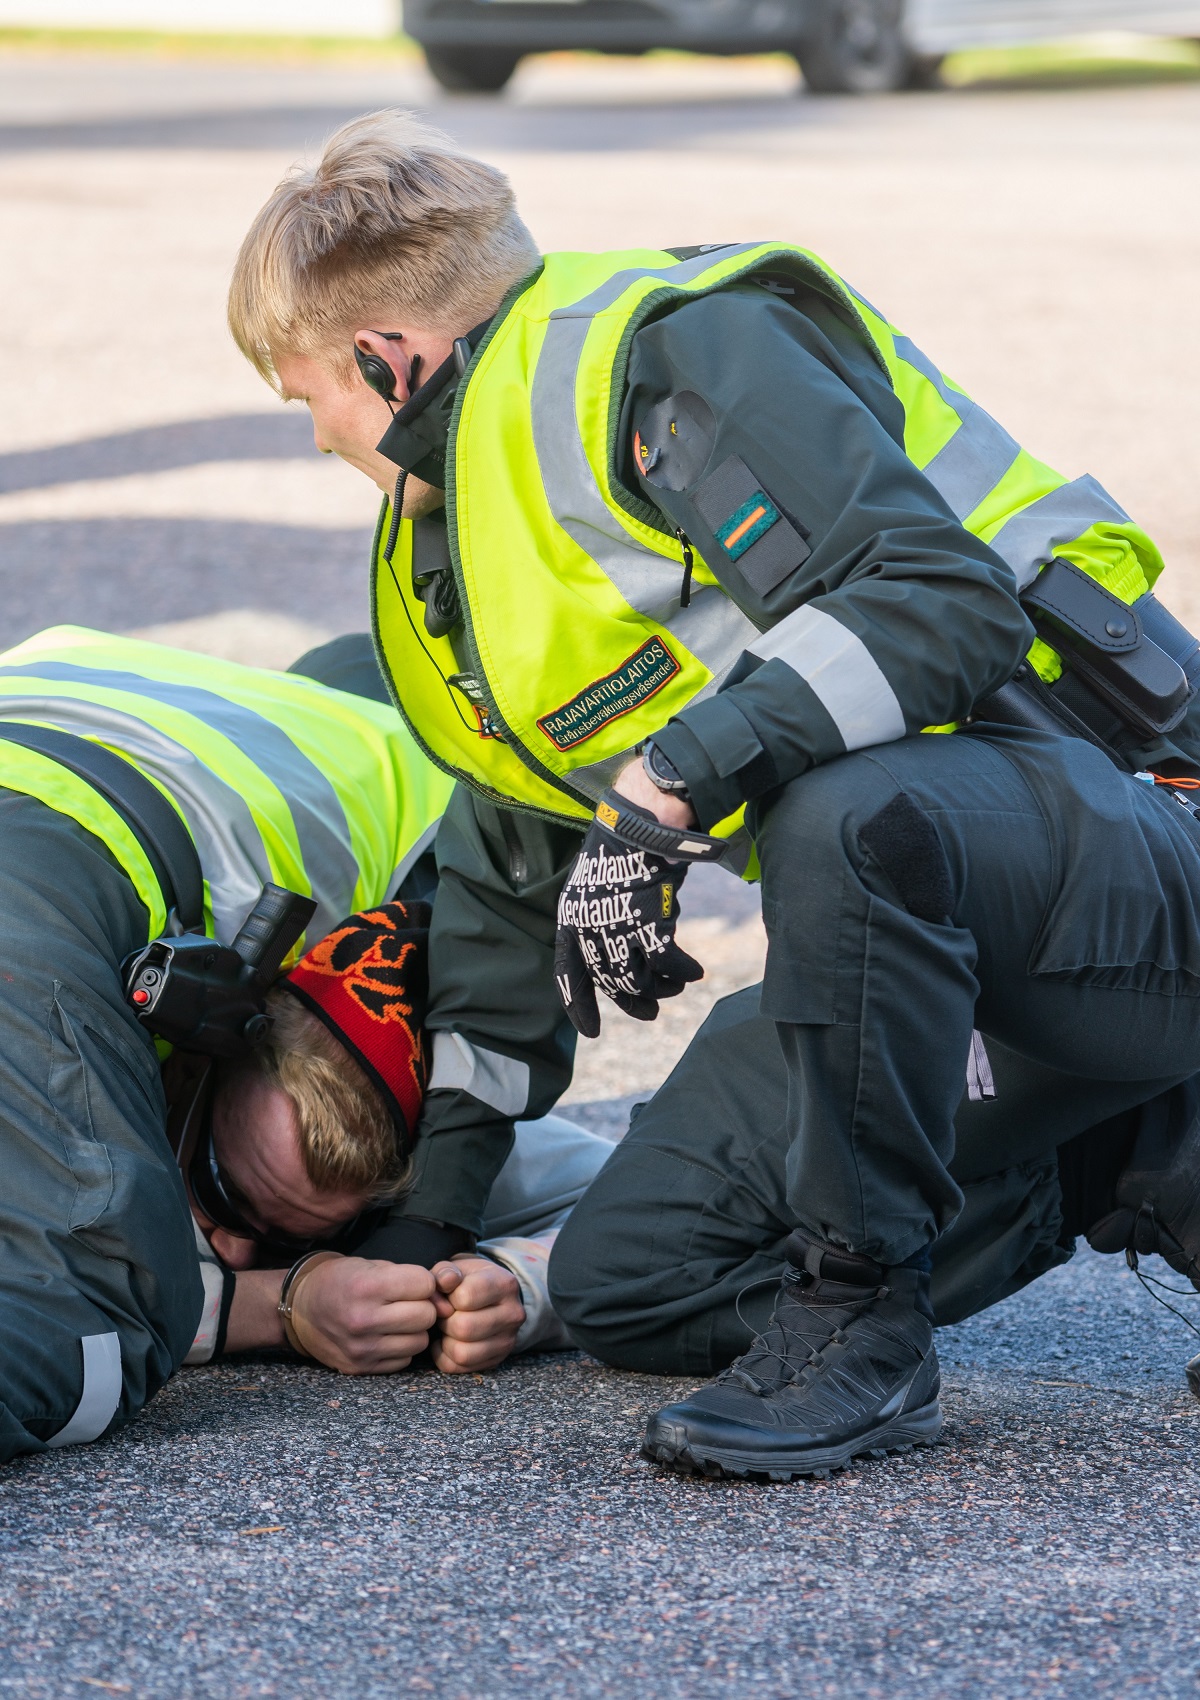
(404, 0), (1200, 94)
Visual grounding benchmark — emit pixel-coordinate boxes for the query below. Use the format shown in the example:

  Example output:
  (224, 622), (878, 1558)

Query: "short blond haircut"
(228, 108), (540, 387)
(250, 988), (410, 1201)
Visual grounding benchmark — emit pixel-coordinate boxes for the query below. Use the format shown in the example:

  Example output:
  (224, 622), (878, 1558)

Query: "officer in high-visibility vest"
(230, 111), (1200, 1480)
(0, 625), (468, 1460)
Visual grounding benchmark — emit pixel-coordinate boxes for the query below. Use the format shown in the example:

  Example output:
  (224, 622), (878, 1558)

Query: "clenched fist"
(289, 1255), (440, 1374)
(430, 1255), (526, 1373)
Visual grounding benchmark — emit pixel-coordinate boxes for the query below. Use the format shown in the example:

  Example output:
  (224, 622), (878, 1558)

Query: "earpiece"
(354, 330), (421, 407)
(354, 338), (401, 403)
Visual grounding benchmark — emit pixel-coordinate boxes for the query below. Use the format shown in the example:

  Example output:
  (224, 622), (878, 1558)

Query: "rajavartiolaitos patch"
(536, 636), (680, 752)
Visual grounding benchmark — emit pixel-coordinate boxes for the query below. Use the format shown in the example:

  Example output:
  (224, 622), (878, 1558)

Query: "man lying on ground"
(0, 625), (602, 1462)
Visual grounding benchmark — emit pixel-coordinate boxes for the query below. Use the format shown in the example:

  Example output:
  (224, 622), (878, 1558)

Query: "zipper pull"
(676, 528), (695, 609)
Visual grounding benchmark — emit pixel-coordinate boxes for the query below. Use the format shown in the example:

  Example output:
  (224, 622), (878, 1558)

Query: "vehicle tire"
(423, 46), (522, 93)
(904, 51), (944, 90)
(795, 0), (911, 94)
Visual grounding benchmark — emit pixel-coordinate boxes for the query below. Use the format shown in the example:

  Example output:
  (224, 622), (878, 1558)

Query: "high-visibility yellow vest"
(373, 244), (1163, 840)
(0, 626), (454, 950)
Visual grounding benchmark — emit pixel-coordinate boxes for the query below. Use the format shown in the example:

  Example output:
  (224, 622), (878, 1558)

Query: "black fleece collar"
(374, 319), (492, 489)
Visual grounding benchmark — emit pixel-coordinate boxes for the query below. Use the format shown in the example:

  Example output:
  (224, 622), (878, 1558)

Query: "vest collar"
(375, 316), (495, 488)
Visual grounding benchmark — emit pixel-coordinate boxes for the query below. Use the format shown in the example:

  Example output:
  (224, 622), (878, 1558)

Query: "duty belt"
(0, 720), (204, 930)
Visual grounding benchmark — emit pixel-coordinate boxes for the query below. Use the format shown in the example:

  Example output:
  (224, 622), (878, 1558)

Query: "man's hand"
(289, 1255), (440, 1375)
(429, 1255), (526, 1374)
(554, 779), (703, 1037)
(612, 755), (697, 828)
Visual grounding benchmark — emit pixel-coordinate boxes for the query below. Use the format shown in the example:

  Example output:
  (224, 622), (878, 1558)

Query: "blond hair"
(250, 988), (410, 1201)
(228, 108), (540, 387)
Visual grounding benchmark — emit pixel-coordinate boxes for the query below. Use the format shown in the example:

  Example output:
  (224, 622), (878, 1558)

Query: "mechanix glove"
(554, 793), (725, 1038)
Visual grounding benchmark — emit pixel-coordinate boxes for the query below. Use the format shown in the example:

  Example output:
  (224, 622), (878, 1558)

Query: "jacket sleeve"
(355, 783), (582, 1256)
(621, 287), (1035, 828)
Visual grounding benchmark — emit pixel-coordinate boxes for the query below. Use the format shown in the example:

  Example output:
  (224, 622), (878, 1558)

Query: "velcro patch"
(691, 454), (811, 596)
(716, 495), (781, 561)
(537, 637), (680, 752)
(633, 391), (717, 493)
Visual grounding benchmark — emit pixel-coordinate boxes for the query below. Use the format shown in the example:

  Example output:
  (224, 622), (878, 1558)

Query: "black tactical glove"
(554, 809), (704, 1038)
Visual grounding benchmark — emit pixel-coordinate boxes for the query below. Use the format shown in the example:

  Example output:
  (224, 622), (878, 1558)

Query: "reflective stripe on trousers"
(45, 1333), (122, 1449)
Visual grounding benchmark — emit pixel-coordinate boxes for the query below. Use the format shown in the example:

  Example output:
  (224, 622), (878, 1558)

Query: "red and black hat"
(280, 901), (431, 1153)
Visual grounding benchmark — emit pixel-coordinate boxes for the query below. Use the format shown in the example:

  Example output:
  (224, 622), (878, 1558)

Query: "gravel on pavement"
(2, 1246), (1199, 1700)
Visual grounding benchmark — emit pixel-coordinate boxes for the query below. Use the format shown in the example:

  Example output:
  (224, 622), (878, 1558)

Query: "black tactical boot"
(1086, 1082), (1200, 1287)
(642, 1233), (942, 1481)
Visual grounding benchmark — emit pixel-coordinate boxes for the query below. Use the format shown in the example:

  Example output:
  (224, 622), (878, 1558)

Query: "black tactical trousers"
(550, 723), (1200, 1372)
(0, 791), (202, 1462)
(551, 982), (1151, 1373)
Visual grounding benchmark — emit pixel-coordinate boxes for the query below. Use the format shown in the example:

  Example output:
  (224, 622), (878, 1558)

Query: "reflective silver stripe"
(967, 1030), (996, 1103)
(844, 281), (887, 321)
(388, 816), (441, 898)
(750, 606), (906, 750)
(841, 305), (1132, 599)
(46, 1332), (121, 1448)
(920, 412), (1021, 522)
(429, 1031), (530, 1118)
(530, 319), (758, 674)
(0, 694), (268, 940)
(570, 748), (642, 805)
(986, 476), (1133, 593)
(530, 253), (760, 681)
(0, 663), (362, 944)
(892, 334), (960, 405)
(550, 245), (761, 321)
(893, 336), (1021, 522)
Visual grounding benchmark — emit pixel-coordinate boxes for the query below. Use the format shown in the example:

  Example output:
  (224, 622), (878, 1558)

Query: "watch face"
(645, 743), (687, 793)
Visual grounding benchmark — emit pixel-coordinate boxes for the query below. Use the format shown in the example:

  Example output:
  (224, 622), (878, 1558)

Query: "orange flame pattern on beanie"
(281, 901), (430, 1153)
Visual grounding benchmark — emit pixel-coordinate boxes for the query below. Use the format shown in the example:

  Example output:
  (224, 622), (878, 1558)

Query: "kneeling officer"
(229, 112), (1200, 1479)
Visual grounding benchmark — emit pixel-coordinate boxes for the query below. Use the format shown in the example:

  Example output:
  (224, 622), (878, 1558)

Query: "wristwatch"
(641, 739), (690, 798)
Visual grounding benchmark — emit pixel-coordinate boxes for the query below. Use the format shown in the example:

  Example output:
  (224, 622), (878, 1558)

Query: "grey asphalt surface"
(2, 1245), (1199, 1699)
(3, 37), (1200, 1700)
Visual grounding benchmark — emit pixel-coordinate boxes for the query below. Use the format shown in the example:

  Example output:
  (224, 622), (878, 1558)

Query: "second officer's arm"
(620, 286), (1034, 829)
(353, 784), (582, 1260)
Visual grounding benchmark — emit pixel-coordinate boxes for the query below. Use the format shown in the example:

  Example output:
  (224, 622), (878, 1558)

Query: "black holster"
(976, 560), (1200, 769)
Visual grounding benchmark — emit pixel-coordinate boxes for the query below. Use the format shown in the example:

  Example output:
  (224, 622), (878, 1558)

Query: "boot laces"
(721, 1275), (885, 1395)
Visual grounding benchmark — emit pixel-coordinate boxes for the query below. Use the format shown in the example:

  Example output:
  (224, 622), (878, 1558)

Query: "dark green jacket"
(374, 287), (1048, 1241)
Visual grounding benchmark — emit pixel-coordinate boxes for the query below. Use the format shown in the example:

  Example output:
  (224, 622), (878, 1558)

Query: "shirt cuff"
(654, 690), (778, 829)
(478, 1229), (573, 1354)
(184, 1222), (235, 1365)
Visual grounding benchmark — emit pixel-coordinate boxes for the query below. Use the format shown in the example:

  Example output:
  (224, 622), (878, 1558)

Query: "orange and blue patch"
(715, 494), (780, 561)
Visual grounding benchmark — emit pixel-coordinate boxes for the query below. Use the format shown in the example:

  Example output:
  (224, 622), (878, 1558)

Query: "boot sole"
(640, 1400), (944, 1482)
